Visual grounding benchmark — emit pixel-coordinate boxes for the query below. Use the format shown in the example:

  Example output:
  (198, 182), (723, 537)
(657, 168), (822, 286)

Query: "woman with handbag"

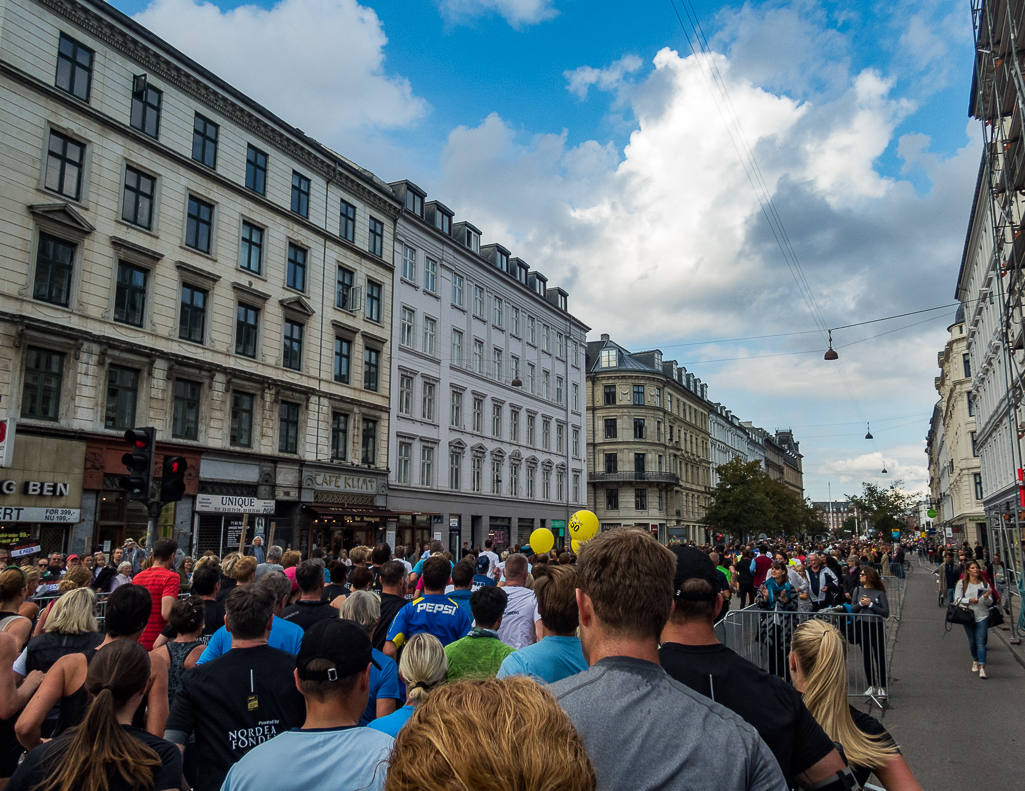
(851, 566), (889, 698)
(953, 560), (993, 679)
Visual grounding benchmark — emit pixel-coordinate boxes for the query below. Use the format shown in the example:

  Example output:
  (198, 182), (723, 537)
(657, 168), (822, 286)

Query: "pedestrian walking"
(851, 566), (889, 698)
(368, 632), (447, 738)
(954, 560), (994, 679)
(444, 586), (514, 681)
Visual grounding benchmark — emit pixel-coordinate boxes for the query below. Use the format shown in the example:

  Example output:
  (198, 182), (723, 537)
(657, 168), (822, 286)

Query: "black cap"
(670, 546), (720, 601)
(475, 555), (490, 574)
(296, 619), (380, 682)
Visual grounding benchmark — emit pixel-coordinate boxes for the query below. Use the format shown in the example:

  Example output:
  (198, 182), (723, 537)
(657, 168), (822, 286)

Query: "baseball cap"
(670, 546), (719, 601)
(475, 556), (490, 574)
(297, 619), (380, 682)
(66, 554), (79, 562)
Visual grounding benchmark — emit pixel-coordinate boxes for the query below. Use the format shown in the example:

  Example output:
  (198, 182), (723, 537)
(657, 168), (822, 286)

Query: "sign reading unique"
(195, 495), (275, 514)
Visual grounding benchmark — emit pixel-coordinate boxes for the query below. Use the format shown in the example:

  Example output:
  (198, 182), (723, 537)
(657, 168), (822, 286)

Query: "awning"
(307, 506), (404, 520)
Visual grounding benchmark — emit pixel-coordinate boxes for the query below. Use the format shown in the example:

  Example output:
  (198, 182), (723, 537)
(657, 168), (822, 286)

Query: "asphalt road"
(862, 562), (1025, 790)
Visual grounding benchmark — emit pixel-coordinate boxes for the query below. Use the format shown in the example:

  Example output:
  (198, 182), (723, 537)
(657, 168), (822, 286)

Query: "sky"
(110, 0), (980, 502)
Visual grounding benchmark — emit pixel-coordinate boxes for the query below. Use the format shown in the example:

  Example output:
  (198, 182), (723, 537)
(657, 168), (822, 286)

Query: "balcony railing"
(589, 471), (681, 484)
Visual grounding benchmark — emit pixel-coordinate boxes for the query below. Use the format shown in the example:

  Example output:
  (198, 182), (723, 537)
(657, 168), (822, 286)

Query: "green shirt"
(444, 628), (516, 681)
(717, 565), (732, 584)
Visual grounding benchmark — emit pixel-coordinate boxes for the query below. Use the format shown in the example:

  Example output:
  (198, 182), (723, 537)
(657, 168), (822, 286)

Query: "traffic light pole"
(146, 500), (162, 553)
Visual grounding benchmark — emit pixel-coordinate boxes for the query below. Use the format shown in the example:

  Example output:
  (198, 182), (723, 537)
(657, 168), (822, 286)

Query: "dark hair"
(371, 543), (391, 566)
(758, 545), (768, 554)
(379, 560), (406, 587)
(470, 586), (507, 628)
(168, 596), (204, 633)
(558, 552), (571, 566)
(350, 566), (374, 591)
(311, 547), (326, 559)
(104, 584), (152, 637)
(451, 561), (474, 588)
(671, 578), (718, 623)
(190, 565), (219, 597)
(328, 560), (348, 584)
(534, 565), (579, 634)
(484, 538), (494, 549)
(152, 538), (178, 562)
(225, 584), (276, 639)
(421, 556), (451, 591)
(296, 560), (325, 593)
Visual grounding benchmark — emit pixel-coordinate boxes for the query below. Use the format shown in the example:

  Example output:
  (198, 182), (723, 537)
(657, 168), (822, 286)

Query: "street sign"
(891, 530), (900, 540)
(927, 508), (937, 519)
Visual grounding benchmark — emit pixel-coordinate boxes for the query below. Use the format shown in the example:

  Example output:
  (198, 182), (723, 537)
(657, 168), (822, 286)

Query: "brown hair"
(231, 556), (258, 583)
(168, 595), (205, 634)
(385, 677), (596, 791)
(225, 584), (275, 639)
(859, 565), (886, 593)
(350, 566), (374, 591)
(35, 640), (161, 791)
(534, 565), (579, 635)
(576, 527), (675, 639)
(65, 565), (93, 588)
(281, 550), (301, 569)
(421, 556), (450, 591)
(0, 567), (26, 602)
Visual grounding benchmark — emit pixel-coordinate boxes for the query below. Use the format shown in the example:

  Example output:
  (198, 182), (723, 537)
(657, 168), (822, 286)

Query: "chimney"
(600, 333), (610, 341)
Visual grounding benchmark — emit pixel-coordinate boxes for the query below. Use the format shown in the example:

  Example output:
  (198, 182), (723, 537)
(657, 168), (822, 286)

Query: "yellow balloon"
(529, 527), (555, 555)
(571, 539), (581, 553)
(569, 510), (599, 541)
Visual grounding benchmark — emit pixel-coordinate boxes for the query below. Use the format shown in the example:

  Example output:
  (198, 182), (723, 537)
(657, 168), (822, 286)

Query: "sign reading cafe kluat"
(303, 468), (385, 507)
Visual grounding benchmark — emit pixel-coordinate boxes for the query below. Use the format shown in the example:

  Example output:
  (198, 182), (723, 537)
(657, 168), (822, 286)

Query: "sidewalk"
(866, 567), (1025, 790)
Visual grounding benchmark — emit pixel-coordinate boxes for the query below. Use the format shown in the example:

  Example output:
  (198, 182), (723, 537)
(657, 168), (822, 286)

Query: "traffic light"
(119, 427), (156, 502)
(160, 455), (188, 503)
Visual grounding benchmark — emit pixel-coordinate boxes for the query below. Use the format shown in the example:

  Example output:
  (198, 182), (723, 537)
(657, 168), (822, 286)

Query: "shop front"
(0, 428), (85, 557)
(194, 494), (278, 557)
(301, 463), (391, 554)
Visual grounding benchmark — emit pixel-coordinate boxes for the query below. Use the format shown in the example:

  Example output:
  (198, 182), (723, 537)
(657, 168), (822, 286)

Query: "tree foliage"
(845, 481), (916, 538)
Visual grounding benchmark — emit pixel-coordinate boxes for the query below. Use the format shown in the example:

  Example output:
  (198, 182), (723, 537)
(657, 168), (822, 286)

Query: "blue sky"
(113, 0), (980, 501)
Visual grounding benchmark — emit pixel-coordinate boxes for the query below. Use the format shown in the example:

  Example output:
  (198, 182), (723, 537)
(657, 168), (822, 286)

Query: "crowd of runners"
(0, 529), (994, 790)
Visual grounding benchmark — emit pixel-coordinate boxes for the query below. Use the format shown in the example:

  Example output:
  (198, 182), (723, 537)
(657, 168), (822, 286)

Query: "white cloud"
(435, 0), (557, 28)
(820, 450), (929, 495)
(564, 55), (644, 99)
(133, 0), (426, 142)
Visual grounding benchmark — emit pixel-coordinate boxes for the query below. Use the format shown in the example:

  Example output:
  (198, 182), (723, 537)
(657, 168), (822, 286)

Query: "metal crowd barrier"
(714, 606), (891, 707)
(32, 589), (191, 631)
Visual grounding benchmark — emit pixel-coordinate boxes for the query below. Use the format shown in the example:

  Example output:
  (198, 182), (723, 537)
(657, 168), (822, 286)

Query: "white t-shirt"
(481, 550), (500, 577)
(498, 585), (539, 649)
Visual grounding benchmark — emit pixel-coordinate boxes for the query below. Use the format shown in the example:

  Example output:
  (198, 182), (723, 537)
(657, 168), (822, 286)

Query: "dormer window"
(516, 263), (528, 284)
(405, 190), (424, 217)
(497, 251), (509, 272)
(466, 229), (479, 253)
(600, 348), (617, 368)
(436, 212), (451, 235)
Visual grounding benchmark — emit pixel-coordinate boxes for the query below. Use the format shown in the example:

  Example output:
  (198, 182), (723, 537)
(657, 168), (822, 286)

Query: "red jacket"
(753, 554), (773, 586)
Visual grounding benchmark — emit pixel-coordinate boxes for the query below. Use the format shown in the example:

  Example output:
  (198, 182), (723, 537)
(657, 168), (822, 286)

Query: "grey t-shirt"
(551, 656), (786, 791)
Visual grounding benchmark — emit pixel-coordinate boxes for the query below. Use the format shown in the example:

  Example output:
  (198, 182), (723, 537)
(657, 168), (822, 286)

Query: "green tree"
(846, 481), (916, 539)
(840, 516), (858, 538)
(704, 458), (820, 541)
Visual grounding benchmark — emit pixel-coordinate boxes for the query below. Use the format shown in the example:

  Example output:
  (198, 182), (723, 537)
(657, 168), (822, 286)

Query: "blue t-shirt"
(221, 726), (393, 791)
(447, 589), (473, 623)
(471, 574), (496, 592)
(411, 558), (455, 576)
(362, 648), (401, 725)
(497, 635), (588, 684)
(196, 615), (304, 664)
(386, 594), (472, 648)
(368, 704), (415, 738)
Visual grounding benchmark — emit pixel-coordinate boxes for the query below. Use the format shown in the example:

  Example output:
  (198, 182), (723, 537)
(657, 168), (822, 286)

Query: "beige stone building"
(585, 336), (712, 543)
(0, 0), (399, 557)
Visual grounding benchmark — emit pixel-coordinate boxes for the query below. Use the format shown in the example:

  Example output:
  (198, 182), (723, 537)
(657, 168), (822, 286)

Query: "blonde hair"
(337, 590), (380, 637)
(231, 556), (257, 583)
(398, 633), (447, 704)
(64, 565), (92, 588)
(193, 555), (219, 573)
(46, 587), (98, 634)
(348, 546), (371, 565)
(385, 676), (596, 791)
(791, 620), (897, 770)
(220, 552), (242, 578)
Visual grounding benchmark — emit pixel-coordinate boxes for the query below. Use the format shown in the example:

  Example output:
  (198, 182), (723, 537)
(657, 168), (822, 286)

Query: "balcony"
(589, 471), (681, 484)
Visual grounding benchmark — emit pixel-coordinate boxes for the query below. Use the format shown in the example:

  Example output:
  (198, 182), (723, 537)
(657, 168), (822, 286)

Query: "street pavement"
(861, 562), (1025, 790)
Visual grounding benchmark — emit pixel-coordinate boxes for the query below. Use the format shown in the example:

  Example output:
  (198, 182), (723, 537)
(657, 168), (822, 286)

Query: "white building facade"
(709, 403), (749, 487)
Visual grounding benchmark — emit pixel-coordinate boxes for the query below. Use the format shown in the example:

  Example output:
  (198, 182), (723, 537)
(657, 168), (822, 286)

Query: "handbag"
(946, 602), (975, 625)
(988, 606), (1005, 628)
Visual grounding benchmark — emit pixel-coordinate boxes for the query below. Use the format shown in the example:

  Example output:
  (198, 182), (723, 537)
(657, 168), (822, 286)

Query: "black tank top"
(53, 647), (99, 737)
(0, 612), (30, 778)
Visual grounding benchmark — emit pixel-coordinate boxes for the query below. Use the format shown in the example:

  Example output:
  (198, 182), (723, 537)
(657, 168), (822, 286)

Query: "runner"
(444, 586), (514, 680)
(471, 555), (497, 592)
(131, 540), (183, 651)
(197, 572), (303, 663)
(368, 633), (447, 738)
(384, 557), (471, 660)
(372, 561), (408, 652)
(496, 554), (538, 649)
(446, 561), (475, 621)
(337, 591), (400, 724)
(281, 560), (338, 631)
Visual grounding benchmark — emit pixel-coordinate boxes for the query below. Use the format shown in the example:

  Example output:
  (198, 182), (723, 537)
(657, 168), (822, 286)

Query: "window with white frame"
(423, 317), (436, 356)
(492, 403), (502, 438)
(600, 348), (617, 368)
(556, 376), (564, 405)
(493, 348), (502, 381)
(510, 409), (520, 442)
(473, 340), (484, 374)
(397, 442), (411, 484)
(450, 451), (461, 490)
(400, 308), (415, 348)
(527, 316), (536, 345)
(557, 332), (565, 358)
(542, 418), (551, 451)
(398, 374), (413, 415)
(473, 397), (484, 433)
(474, 286), (485, 317)
(492, 458), (503, 494)
(572, 472), (580, 502)
(542, 467), (551, 500)
(452, 330), (463, 366)
(493, 297), (503, 327)
(542, 370), (550, 400)
(572, 428), (579, 457)
(557, 470), (565, 501)
(402, 245), (416, 283)
(422, 381), (435, 422)
(526, 465), (536, 498)
(451, 389), (462, 427)
(421, 446), (434, 486)
(572, 382), (579, 410)
(424, 258), (437, 293)
(527, 414), (536, 446)
(556, 423), (565, 454)
(472, 455), (483, 492)
(510, 463), (520, 496)
(542, 324), (550, 353)
(453, 273), (464, 306)
(511, 306), (520, 335)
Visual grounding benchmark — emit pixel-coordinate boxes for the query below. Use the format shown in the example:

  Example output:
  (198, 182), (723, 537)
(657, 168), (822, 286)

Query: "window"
(336, 267), (354, 310)
(472, 456), (483, 493)
(655, 388), (662, 408)
(604, 418), (617, 439)
(658, 490), (663, 511)
(527, 414), (536, 446)
(245, 145), (267, 194)
(657, 455), (663, 472)
(230, 392), (253, 447)
(556, 423), (564, 453)
(634, 418), (645, 439)
(451, 389), (462, 427)
(282, 319), (303, 370)
(606, 489), (619, 509)
(114, 263), (147, 327)
(55, 34), (93, 101)
(492, 458), (503, 494)
(493, 297), (503, 327)
(967, 393), (974, 417)
(511, 464), (520, 496)
(400, 308), (415, 347)
(422, 381), (436, 422)
(556, 376), (564, 405)
(604, 453), (618, 473)
(368, 217), (384, 257)
(557, 332), (565, 358)
(21, 347), (63, 420)
(423, 318), (436, 356)
(473, 397), (484, 433)
(572, 428), (579, 457)
(365, 280), (382, 322)
(240, 222), (263, 274)
(397, 442), (411, 484)
(453, 274), (464, 306)
(473, 340), (484, 374)
(493, 348), (503, 380)
(398, 375), (413, 416)
(121, 167), (155, 229)
(527, 363), (536, 394)
(542, 468), (551, 500)
(425, 258), (437, 293)
(557, 470), (565, 501)
(542, 324), (550, 353)
(667, 393), (673, 413)
(656, 421), (663, 441)
(104, 366), (138, 430)
(604, 385), (617, 405)
(363, 348), (379, 391)
(512, 356), (520, 382)
(452, 330), (464, 366)
(572, 382), (579, 410)
(635, 489), (647, 510)
(286, 243), (307, 291)
(974, 472), (984, 501)
(334, 337), (351, 384)
(178, 284), (207, 344)
(331, 413), (348, 460)
(962, 353), (972, 379)
(421, 446), (434, 486)
(507, 408), (519, 442)
(405, 190), (424, 216)
(526, 466), (536, 498)
(600, 348), (617, 368)
(450, 452), (462, 490)
(361, 419), (378, 464)
(33, 234), (75, 307)
(971, 431), (978, 457)
(185, 196), (213, 253)
(511, 306), (520, 335)
(235, 303), (259, 358)
(339, 200), (356, 241)
(279, 402), (300, 454)
(402, 245), (416, 282)
(492, 403), (502, 438)
(172, 379), (200, 440)
(45, 131), (84, 201)
(474, 286), (485, 318)
(633, 385), (645, 405)
(542, 370), (550, 400)
(634, 453), (646, 473)
(290, 171), (310, 218)
(573, 472), (580, 503)
(191, 114), (218, 169)
(527, 316), (536, 345)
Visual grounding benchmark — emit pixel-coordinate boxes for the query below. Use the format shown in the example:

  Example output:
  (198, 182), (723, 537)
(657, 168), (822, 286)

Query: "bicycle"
(903, 559), (913, 575)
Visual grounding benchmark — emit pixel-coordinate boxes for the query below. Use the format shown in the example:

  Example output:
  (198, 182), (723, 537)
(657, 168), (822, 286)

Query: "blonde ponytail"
(399, 633), (447, 704)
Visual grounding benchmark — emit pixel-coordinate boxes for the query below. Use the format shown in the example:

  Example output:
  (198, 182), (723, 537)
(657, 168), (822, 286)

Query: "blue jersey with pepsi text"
(386, 594), (472, 648)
